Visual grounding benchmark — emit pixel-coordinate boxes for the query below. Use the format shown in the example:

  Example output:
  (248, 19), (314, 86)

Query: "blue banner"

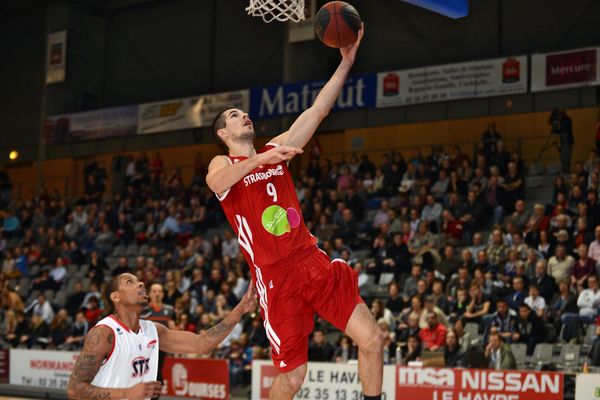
(400, 0), (468, 19)
(250, 74), (377, 119)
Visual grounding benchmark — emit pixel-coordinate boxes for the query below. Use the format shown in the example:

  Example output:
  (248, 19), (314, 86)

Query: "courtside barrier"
(5, 349), (230, 399)
(251, 361), (567, 400)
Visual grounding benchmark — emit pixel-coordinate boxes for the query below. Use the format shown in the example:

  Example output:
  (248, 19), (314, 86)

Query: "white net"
(246, 0), (306, 23)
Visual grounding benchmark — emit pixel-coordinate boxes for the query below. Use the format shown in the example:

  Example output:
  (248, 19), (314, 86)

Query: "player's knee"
(284, 367), (306, 393)
(360, 326), (385, 354)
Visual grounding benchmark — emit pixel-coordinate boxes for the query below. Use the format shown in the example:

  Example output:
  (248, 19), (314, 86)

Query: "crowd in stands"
(1, 122), (600, 385)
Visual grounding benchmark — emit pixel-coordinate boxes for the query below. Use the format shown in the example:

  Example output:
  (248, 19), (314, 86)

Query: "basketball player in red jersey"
(207, 25), (384, 400)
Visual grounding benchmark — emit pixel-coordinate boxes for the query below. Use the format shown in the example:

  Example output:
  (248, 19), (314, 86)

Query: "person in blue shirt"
(506, 276), (527, 311)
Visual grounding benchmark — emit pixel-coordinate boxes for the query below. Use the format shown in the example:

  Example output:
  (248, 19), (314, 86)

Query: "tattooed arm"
(157, 283), (257, 354)
(67, 326), (161, 400)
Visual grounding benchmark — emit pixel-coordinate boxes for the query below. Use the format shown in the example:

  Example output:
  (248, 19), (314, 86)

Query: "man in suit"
(533, 260), (557, 304)
(485, 332), (516, 370)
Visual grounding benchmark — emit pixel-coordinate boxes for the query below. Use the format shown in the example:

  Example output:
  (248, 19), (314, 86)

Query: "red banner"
(162, 357), (229, 399)
(0, 349), (8, 384)
(396, 367), (564, 400)
(546, 49), (597, 87)
(257, 363), (278, 399)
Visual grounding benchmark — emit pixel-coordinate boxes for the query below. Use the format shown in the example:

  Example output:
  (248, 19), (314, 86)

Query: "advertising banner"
(250, 74), (377, 119)
(376, 56), (527, 108)
(46, 31), (67, 84)
(162, 356), (229, 399)
(251, 360), (396, 399)
(9, 349), (78, 389)
(137, 90), (250, 134)
(45, 105), (138, 145)
(575, 373), (600, 400)
(396, 366), (564, 400)
(532, 47), (600, 92)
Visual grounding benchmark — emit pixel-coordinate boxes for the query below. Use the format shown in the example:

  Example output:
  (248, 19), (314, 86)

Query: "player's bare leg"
(345, 303), (384, 398)
(269, 363), (307, 400)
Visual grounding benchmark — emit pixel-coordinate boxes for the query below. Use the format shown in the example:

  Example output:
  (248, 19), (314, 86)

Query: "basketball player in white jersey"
(67, 273), (256, 399)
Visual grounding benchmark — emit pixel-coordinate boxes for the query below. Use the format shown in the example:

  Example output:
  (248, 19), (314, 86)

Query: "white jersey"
(91, 315), (159, 391)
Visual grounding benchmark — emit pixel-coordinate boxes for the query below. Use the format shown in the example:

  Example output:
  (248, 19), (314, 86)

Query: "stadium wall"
(5, 106), (598, 200)
(2, 0), (600, 155)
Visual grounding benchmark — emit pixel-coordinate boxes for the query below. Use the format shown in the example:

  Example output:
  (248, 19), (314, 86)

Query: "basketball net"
(246, 0), (306, 23)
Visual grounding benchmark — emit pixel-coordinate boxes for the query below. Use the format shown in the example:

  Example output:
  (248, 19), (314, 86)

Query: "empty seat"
(139, 244), (150, 256)
(28, 290), (41, 303)
(584, 325), (597, 346)
(353, 249), (370, 262)
(526, 176), (543, 189)
(76, 264), (89, 278)
(125, 244), (139, 256)
(546, 163), (562, 175)
(18, 283), (30, 299)
(379, 273), (395, 286)
(510, 343), (527, 368)
(68, 264), (79, 277)
(29, 265), (41, 277)
(81, 278), (92, 291)
(106, 257), (119, 271)
(528, 163), (545, 176)
(527, 343), (554, 369)
(128, 256), (137, 268)
(112, 245), (126, 257)
(556, 344), (581, 371)
(464, 323), (480, 340)
(43, 289), (55, 302)
(66, 279), (77, 293)
(18, 276), (30, 290)
(53, 291), (68, 309)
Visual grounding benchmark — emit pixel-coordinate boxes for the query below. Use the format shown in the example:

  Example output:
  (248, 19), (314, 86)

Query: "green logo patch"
(262, 205), (291, 236)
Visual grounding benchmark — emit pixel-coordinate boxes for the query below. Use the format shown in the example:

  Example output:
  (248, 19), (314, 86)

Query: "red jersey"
(217, 143), (317, 276)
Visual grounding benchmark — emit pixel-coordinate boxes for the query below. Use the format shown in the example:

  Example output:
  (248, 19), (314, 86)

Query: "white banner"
(45, 105), (138, 145)
(288, 0), (316, 42)
(376, 56), (527, 108)
(9, 349), (78, 390)
(575, 373), (600, 400)
(46, 31), (67, 84)
(137, 90), (250, 134)
(251, 360), (396, 400)
(531, 47), (600, 92)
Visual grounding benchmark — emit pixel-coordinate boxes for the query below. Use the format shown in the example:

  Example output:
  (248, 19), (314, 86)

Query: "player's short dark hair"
(105, 275), (123, 313)
(211, 106), (235, 152)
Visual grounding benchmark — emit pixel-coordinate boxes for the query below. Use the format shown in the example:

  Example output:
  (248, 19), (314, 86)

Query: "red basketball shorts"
(253, 247), (364, 373)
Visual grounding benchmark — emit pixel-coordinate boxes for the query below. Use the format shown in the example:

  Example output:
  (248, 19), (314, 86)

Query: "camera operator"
(549, 109), (574, 173)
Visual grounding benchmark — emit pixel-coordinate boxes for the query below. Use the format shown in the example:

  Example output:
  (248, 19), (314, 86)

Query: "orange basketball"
(315, 1), (362, 48)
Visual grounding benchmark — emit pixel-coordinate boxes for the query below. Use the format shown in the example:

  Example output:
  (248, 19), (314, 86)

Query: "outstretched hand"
(259, 145), (303, 165)
(340, 22), (364, 64)
(236, 281), (258, 315)
(127, 381), (162, 400)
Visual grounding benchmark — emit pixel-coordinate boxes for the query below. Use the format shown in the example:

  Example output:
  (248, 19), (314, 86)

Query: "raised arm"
(67, 326), (161, 400)
(157, 284), (257, 354)
(271, 24), (364, 150)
